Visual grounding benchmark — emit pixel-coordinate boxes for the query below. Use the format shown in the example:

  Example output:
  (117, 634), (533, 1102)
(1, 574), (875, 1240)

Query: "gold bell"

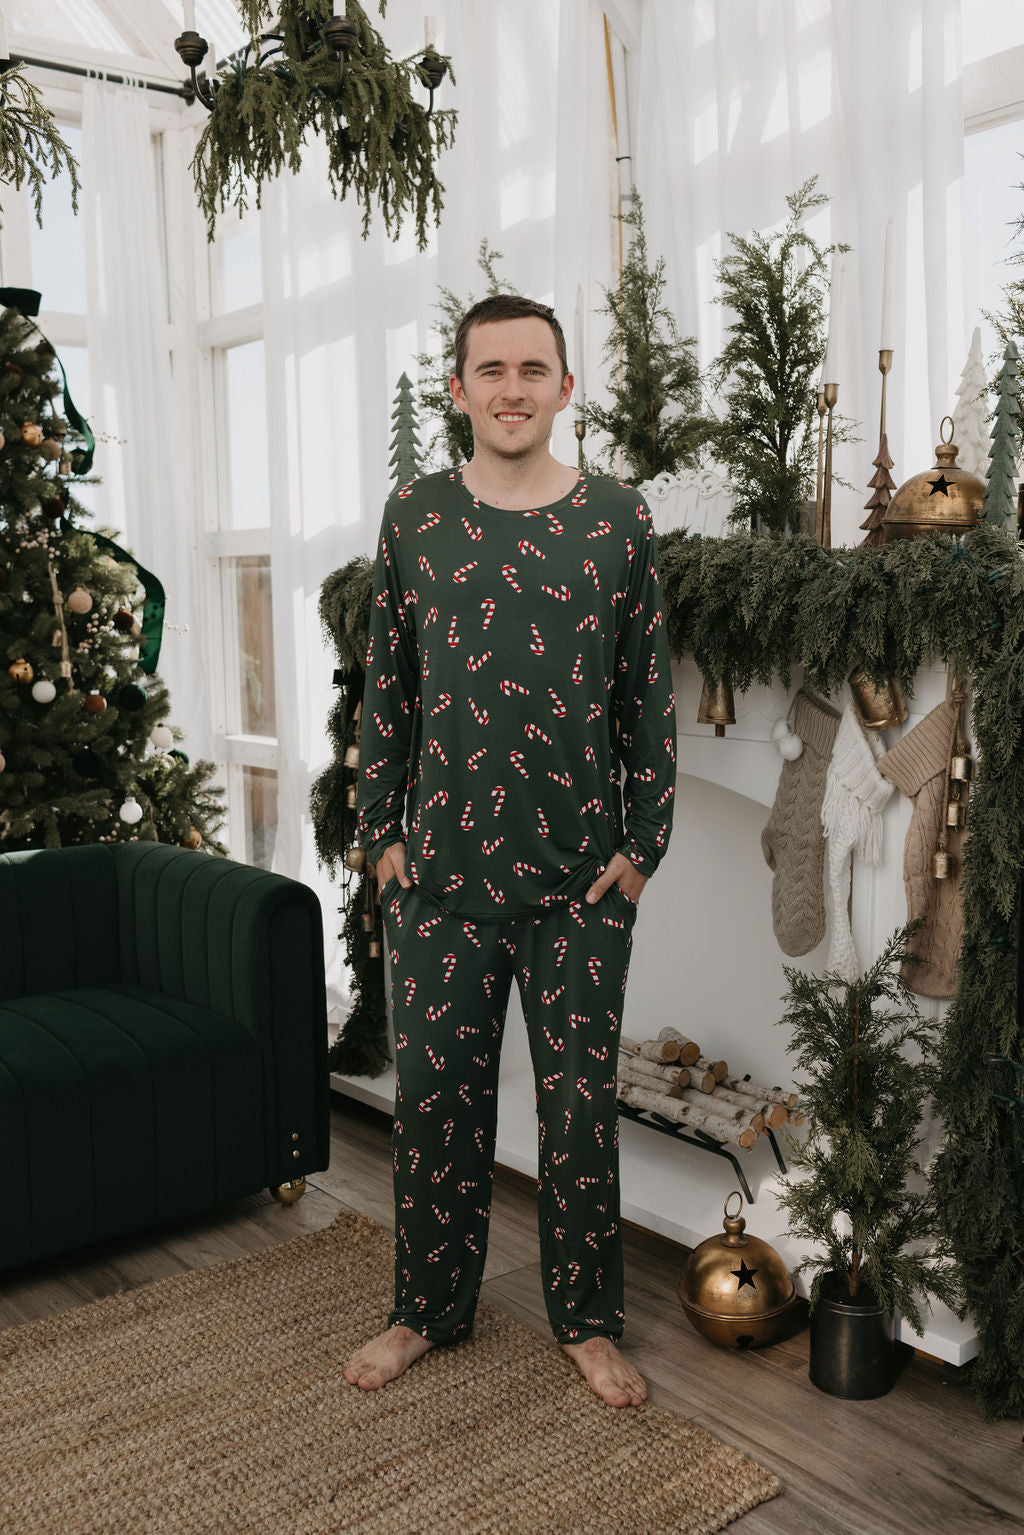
(345, 782), (358, 809)
(848, 665), (908, 730)
(945, 801), (966, 829)
(368, 939), (382, 959)
(882, 417), (985, 541)
(343, 742), (360, 769)
(932, 848), (953, 880)
(697, 678), (735, 738)
(677, 1192), (796, 1350)
(361, 911), (375, 932)
(344, 844), (367, 873)
(950, 754), (973, 782)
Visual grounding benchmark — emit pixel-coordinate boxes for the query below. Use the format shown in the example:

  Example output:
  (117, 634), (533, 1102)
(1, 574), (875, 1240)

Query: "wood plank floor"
(2, 1093), (1021, 1534)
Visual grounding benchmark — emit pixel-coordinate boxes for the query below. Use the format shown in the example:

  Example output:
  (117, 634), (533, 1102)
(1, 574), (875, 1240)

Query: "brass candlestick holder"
(862, 350), (895, 546)
(574, 416), (586, 473)
(817, 382), (838, 548)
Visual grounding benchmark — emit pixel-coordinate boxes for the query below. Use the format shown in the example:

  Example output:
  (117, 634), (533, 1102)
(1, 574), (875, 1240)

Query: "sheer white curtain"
(260, 0), (605, 1014)
(81, 82), (211, 760)
(635, 0), (966, 545)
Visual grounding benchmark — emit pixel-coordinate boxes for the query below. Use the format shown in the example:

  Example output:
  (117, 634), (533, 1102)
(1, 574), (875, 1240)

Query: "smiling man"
(346, 294), (676, 1408)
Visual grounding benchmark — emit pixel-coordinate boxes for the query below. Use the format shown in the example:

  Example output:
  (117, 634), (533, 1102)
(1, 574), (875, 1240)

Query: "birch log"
(617, 1063), (682, 1098)
(709, 1084), (781, 1123)
(618, 1086), (756, 1149)
(721, 1073), (798, 1109)
(617, 1051), (690, 1089)
(656, 1027), (701, 1066)
(638, 1038), (681, 1064)
(678, 1087), (755, 1125)
(696, 1056), (728, 1083)
(686, 1066), (718, 1094)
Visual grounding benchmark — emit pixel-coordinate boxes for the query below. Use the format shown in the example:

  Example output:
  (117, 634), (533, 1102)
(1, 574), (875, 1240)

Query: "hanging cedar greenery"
(191, 1), (456, 244)
(0, 61), (81, 228)
(314, 520), (1024, 1420)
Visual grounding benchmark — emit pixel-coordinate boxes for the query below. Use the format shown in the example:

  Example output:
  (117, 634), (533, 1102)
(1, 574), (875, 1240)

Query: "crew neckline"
(453, 466), (584, 515)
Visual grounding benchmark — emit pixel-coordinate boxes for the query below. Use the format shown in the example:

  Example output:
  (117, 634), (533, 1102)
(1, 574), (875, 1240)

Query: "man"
(345, 294), (676, 1408)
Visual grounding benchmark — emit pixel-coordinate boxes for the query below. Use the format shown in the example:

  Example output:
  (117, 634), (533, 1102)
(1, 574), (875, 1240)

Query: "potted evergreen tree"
(776, 924), (959, 1398)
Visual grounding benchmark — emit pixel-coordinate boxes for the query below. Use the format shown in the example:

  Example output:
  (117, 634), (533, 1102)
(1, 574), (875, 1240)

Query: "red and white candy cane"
(418, 554), (435, 580)
(372, 711), (393, 739)
(452, 561), (478, 583)
(443, 872), (465, 893)
(455, 1023), (479, 1040)
(408, 1148), (421, 1171)
(426, 1245), (447, 1263)
(457, 1179), (479, 1194)
(657, 785), (674, 807)
(499, 678), (529, 697)
(425, 1044), (446, 1071)
(501, 563), (522, 592)
(460, 801), (475, 830)
(585, 702), (603, 723)
(481, 972), (494, 996)
(447, 616), (459, 647)
(583, 745), (596, 765)
(418, 915), (444, 939)
(585, 1230), (599, 1250)
(588, 1044), (609, 1061)
(569, 1012), (590, 1029)
(491, 785), (507, 814)
(576, 613), (599, 632)
(646, 609), (664, 634)
(541, 1072), (564, 1091)
(576, 1177), (599, 1191)
(548, 688), (567, 717)
(431, 1161), (452, 1182)
(432, 1205), (451, 1225)
(583, 557), (600, 588)
(509, 750), (529, 778)
(420, 830), (436, 860)
(529, 623), (544, 654)
(465, 1234), (481, 1255)
(543, 1026), (564, 1054)
(602, 913), (625, 930)
(648, 653), (660, 683)
(587, 519), (611, 538)
(571, 485), (588, 507)
(472, 1053), (489, 1069)
(633, 766), (656, 782)
(541, 983), (565, 1005)
(443, 1117), (455, 1146)
(480, 597), (496, 629)
(402, 589), (418, 608)
(536, 807), (550, 838)
(424, 788), (449, 810)
(547, 515), (564, 535)
(579, 796), (603, 815)
(481, 836), (504, 855)
(468, 699), (489, 725)
(551, 936), (568, 968)
(461, 515), (483, 541)
(464, 922), (481, 948)
(425, 1002), (450, 1023)
(430, 693), (452, 715)
(484, 878), (505, 904)
(547, 769), (573, 787)
(626, 537), (635, 561)
(568, 901), (586, 928)
(571, 654), (584, 684)
(541, 582), (571, 601)
(396, 1030), (409, 1051)
(422, 608), (438, 630)
(458, 1083), (473, 1104)
(551, 1149), (569, 1166)
(657, 823), (668, 847)
(553, 1188), (568, 1211)
(466, 650), (492, 671)
(525, 721), (552, 745)
(375, 673), (396, 691)
(417, 510), (441, 532)
(362, 758), (387, 781)
(427, 737), (449, 765)
(518, 537), (545, 559)
(564, 1109), (573, 1133)
(587, 957), (602, 984)
(474, 1127), (485, 1152)
(568, 1261), (581, 1284)
(512, 860), (542, 877)
(419, 1092), (441, 1113)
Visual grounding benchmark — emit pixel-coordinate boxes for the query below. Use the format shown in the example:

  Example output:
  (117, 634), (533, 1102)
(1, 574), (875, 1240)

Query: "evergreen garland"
(316, 521), (1024, 1418)
(709, 177), (852, 536)
(584, 195), (711, 486)
(0, 62), (81, 228)
(192, 1), (456, 245)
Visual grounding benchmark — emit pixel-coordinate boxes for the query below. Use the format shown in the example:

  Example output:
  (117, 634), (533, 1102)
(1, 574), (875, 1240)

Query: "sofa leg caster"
(271, 1177), (307, 1205)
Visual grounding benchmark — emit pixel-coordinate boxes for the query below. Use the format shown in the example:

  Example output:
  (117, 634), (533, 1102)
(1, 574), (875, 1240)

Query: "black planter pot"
(808, 1272), (894, 1399)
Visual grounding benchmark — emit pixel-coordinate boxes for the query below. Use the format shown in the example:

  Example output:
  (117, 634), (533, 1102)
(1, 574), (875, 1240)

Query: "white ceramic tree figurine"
(951, 327), (990, 482)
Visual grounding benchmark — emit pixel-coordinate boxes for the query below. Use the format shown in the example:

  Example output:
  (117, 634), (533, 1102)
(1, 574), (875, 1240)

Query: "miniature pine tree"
(415, 240), (518, 468)
(0, 303), (227, 852)
(984, 340), (1021, 528)
(859, 434), (895, 546)
(951, 327), (991, 482)
(710, 177), (851, 536)
(585, 193), (710, 487)
(389, 372), (423, 488)
(775, 925), (959, 1330)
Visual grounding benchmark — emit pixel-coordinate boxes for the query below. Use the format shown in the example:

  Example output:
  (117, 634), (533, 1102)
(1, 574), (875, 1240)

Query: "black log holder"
(615, 1097), (787, 1205)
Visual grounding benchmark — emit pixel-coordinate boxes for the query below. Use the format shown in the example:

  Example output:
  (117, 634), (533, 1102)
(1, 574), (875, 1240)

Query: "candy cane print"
(442, 1117), (455, 1146)
(442, 873), (464, 894)
(457, 1179), (479, 1194)
(427, 1245), (448, 1263)
(417, 915), (444, 938)
(657, 785), (674, 808)
(541, 983), (565, 1004)
(546, 515), (564, 535)
(571, 654), (584, 684)
(509, 751), (530, 779)
(427, 737), (449, 765)
(576, 613), (599, 632)
(466, 651), (492, 671)
(419, 1092), (441, 1113)
(549, 1266), (562, 1292)
(648, 652), (660, 683)
(568, 1013), (590, 1031)
(418, 554), (436, 580)
(425, 1004), (451, 1025)
(585, 702), (603, 723)
(459, 801), (475, 831)
(568, 1261), (581, 1284)
(529, 623), (544, 654)
(362, 758), (387, 781)
(588, 1044), (609, 1061)
(633, 766), (656, 782)
(481, 836), (504, 855)
(543, 1025), (564, 1054)
(447, 616), (460, 647)
(499, 679), (529, 697)
(550, 1150), (569, 1166)
(481, 972), (495, 997)
(536, 807), (550, 838)
(571, 484), (588, 507)
(468, 698), (490, 727)
(403, 977), (417, 1007)
(541, 1072), (564, 1090)
(422, 608), (438, 630)
(541, 582), (571, 601)
(431, 1161), (452, 1182)
(587, 519), (611, 538)
(512, 860), (542, 877)
(402, 589), (418, 608)
(547, 769), (573, 787)
(425, 1044), (446, 1070)
(484, 878), (505, 904)
(602, 914), (625, 930)
(458, 1083), (473, 1104)
(461, 515), (483, 541)
(656, 823), (668, 847)
(441, 953), (457, 983)
(491, 785), (506, 815)
(432, 1205), (451, 1225)
(525, 721), (553, 745)
(501, 563), (522, 592)
(465, 1234), (481, 1255)
(396, 1030), (410, 1052)
(625, 537), (635, 562)
(417, 510), (441, 532)
(553, 1188), (568, 1211)
(646, 609), (664, 635)
(464, 922), (481, 948)
(480, 598), (496, 629)
(372, 711), (393, 739)
(576, 1176), (600, 1190)
(408, 1148), (421, 1172)
(452, 562), (478, 583)
(568, 901), (586, 928)
(583, 557), (600, 589)
(579, 797), (603, 815)
(429, 693), (452, 715)
(587, 956), (602, 984)
(518, 537), (545, 559)
(455, 1023), (479, 1041)
(472, 1053), (490, 1069)
(424, 788), (449, 811)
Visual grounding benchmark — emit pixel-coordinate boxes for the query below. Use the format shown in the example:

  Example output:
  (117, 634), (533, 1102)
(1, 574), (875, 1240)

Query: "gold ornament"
(67, 587), (94, 615)
(677, 1193), (796, 1349)
(368, 938), (382, 959)
(696, 677), (735, 738)
(8, 657), (33, 684)
(344, 844), (367, 872)
(183, 827), (202, 849)
(84, 691), (107, 714)
(361, 911), (375, 932)
(882, 417), (984, 541)
(20, 421), (44, 447)
(343, 741), (361, 769)
(848, 665), (908, 730)
(345, 782), (358, 809)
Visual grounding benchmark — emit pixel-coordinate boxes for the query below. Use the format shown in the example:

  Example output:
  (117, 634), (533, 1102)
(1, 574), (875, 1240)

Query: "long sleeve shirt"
(356, 468), (676, 920)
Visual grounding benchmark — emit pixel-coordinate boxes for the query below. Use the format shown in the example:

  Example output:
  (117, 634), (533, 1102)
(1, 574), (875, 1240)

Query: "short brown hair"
(453, 295), (568, 382)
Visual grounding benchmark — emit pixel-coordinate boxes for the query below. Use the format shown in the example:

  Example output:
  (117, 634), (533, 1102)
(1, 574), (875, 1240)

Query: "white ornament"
(31, 679), (56, 703)
(119, 796), (144, 825)
(778, 731), (804, 761)
(771, 716), (790, 742)
(150, 723), (174, 750)
(67, 587), (93, 614)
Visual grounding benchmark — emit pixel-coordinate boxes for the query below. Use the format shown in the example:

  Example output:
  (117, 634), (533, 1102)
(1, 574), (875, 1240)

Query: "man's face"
(449, 317), (574, 462)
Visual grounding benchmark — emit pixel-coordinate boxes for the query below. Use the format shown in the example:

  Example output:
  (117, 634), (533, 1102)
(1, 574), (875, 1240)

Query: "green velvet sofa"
(0, 840), (330, 1272)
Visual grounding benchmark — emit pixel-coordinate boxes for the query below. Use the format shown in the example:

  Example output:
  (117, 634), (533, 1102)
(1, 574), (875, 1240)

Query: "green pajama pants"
(380, 872), (638, 1345)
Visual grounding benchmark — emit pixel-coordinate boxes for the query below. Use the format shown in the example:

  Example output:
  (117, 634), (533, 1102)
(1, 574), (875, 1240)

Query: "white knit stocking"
(821, 704), (895, 979)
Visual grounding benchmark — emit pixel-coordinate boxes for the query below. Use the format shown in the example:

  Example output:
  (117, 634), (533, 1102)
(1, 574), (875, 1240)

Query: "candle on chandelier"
(424, 16), (438, 48)
(183, 1), (196, 32)
(575, 285), (586, 410)
(880, 217), (894, 351)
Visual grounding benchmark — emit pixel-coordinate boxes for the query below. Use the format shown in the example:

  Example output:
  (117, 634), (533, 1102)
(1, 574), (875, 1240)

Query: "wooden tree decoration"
(389, 372), (423, 488)
(859, 434), (895, 546)
(984, 340), (1021, 529)
(952, 327), (991, 482)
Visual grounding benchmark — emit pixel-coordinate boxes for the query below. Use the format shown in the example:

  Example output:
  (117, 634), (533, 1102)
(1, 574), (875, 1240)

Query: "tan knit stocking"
(761, 688), (841, 957)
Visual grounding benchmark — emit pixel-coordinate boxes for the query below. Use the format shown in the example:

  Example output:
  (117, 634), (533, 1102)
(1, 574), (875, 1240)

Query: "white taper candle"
(575, 284), (586, 409)
(424, 16), (438, 48)
(880, 217), (894, 351)
(183, 1), (196, 32)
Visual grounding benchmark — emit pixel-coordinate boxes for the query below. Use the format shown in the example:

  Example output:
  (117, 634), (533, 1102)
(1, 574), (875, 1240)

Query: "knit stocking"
(761, 689), (841, 957)
(821, 703), (894, 980)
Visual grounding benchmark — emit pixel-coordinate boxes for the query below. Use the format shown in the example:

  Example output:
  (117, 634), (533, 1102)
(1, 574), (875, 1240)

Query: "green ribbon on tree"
(0, 286), (96, 473)
(88, 531), (166, 676)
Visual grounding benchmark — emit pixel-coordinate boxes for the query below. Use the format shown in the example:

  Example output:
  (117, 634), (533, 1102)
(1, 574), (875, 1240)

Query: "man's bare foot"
(345, 1325), (435, 1390)
(560, 1336), (648, 1407)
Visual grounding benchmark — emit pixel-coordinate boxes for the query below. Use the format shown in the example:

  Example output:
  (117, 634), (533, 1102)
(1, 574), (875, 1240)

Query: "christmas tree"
(859, 435), (895, 546)
(984, 340), (1021, 529)
(951, 327), (991, 482)
(585, 193), (710, 486)
(710, 177), (849, 536)
(0, 302), (227, 852)
(388, 372), (423, 488)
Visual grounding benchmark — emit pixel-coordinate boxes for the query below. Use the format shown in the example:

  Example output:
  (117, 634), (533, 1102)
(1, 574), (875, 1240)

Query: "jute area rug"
(0, 1210), (781, 1535)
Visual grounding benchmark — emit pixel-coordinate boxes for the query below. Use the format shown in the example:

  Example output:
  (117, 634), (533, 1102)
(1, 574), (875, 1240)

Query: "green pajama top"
(357, 468), (677, 920)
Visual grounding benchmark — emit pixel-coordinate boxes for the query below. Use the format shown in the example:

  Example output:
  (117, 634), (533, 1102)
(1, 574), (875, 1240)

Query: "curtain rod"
(8, 53), (192, 100)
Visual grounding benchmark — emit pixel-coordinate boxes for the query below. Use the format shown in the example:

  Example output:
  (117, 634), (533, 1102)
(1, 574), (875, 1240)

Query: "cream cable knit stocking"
(761, 689), (841, 956)
(821, 703), (894, 980)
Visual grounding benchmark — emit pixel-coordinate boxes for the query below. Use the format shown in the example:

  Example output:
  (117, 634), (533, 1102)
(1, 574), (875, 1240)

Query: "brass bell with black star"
(881, 416), (984, 541)
(677, 1193), (796, 1349)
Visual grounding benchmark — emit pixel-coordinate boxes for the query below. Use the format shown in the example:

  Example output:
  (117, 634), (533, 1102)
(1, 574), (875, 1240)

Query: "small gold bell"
(946, 801), (966, 829)
(344, 844), (367, 873)
(932, 848), (953, 880)
(882, 417), (985, 541)
(950, 754), (973, 782)
(361, 911), (374, 932)
(343, 742), (360, 769)
(368, 939), (382, 959)
(677, 1192), (796, 1350)
(345, 782), (358, 809)
(697, 678), (735, 738)
(848, 665), (908, 730)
